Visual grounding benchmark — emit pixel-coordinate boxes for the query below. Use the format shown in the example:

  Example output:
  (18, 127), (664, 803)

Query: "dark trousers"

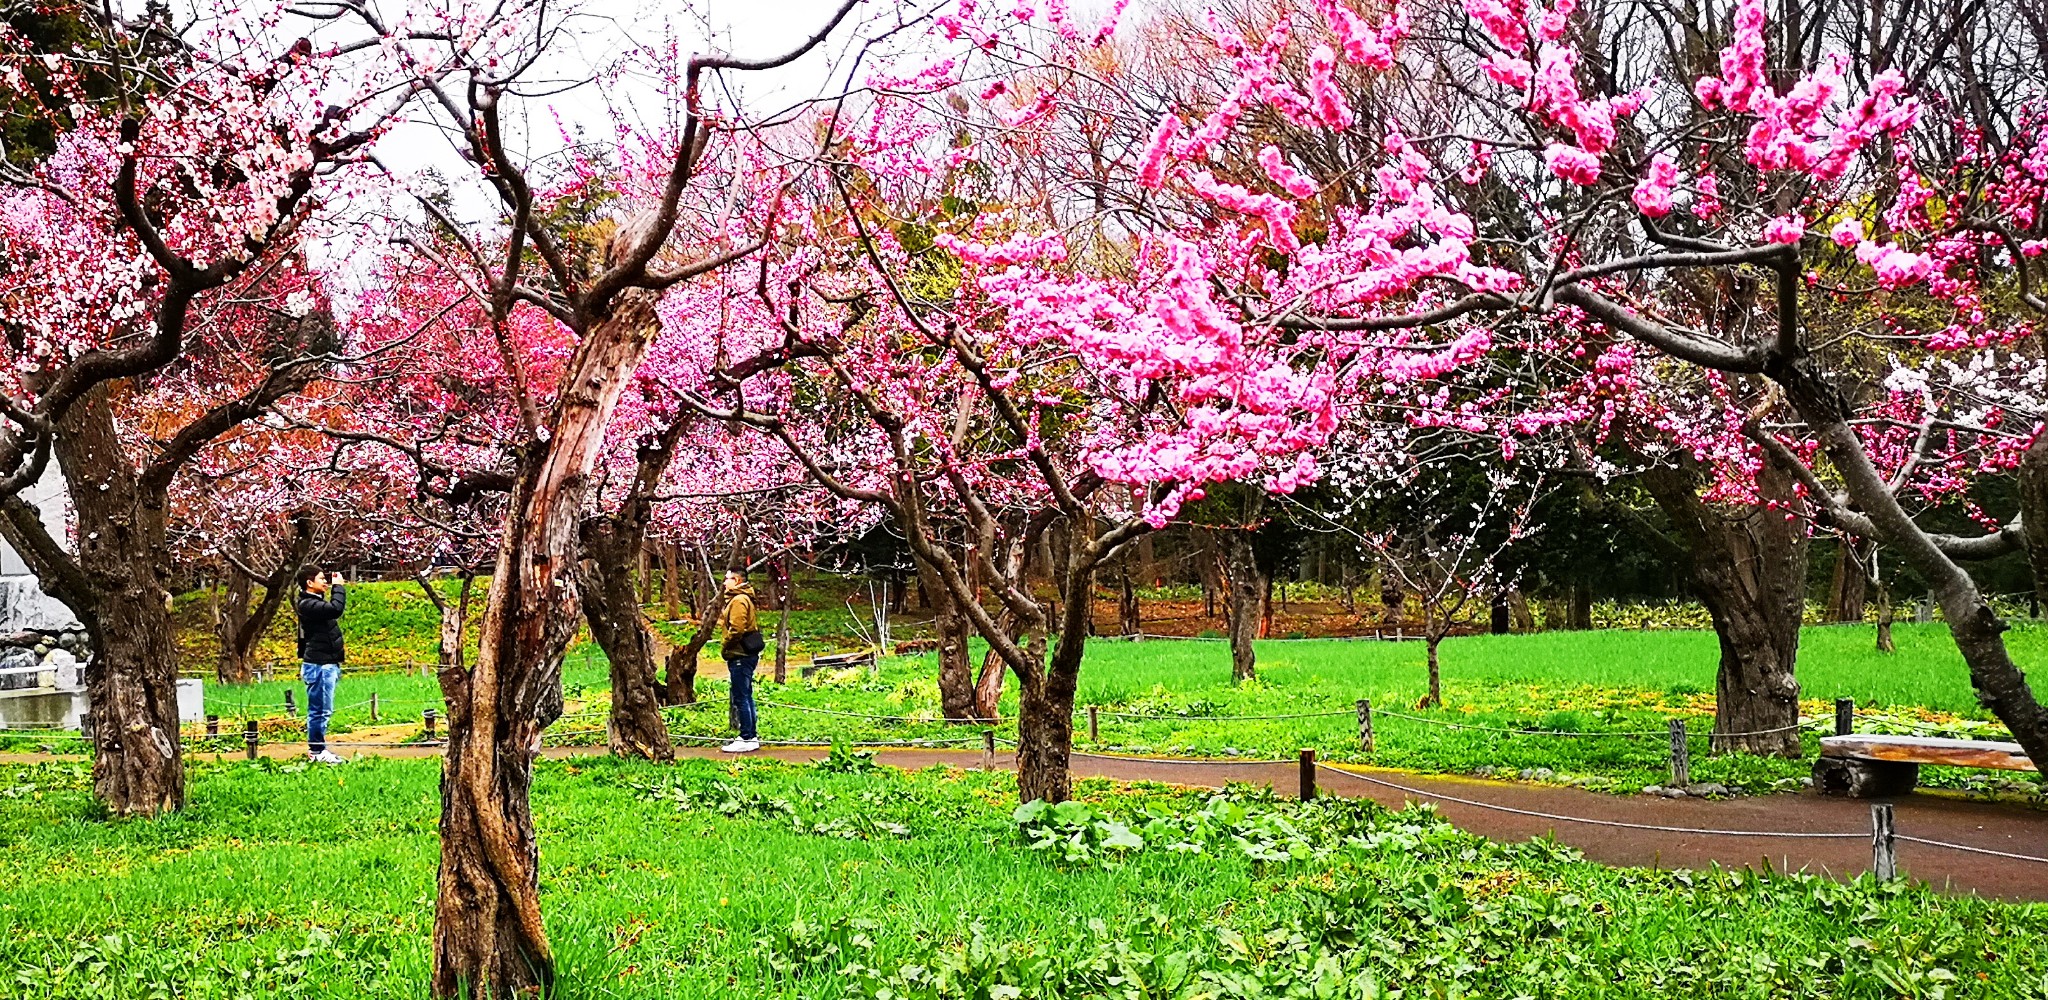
(726, 654), (759, 740)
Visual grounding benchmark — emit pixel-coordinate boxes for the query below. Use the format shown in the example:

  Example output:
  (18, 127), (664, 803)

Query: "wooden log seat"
(1814, 734), (2035, 797)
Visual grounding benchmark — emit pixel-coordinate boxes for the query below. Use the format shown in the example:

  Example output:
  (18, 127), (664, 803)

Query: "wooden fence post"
(424, 708), (438, 743)
(1357, 699), (1374, 753)
(1299, 749), (1316, 800)
(206, 714), (219, 738)
(1087, 705), (1099, 743)
(369, 691), (379, 722)
(1871, 803), (1897, 880)
(1668, 718), (1690, 787)
(982, 730), (995, 770)
(244, 720), (259, 760)
(284, 688), (296, 717)
(1836, 698), (1855, 736)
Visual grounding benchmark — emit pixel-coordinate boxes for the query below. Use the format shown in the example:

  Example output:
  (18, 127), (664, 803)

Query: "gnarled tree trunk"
(576, 518), (673, 761)
(0, 387), (183, 816)
(218, 515), (315, 686)
(432, 290), (661, 1000)
(921, 554), (980, 721)
(1643, 463), (1806, 756)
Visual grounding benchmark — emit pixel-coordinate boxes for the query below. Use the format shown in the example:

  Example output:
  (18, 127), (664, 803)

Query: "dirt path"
(8, 741), (2044, 900)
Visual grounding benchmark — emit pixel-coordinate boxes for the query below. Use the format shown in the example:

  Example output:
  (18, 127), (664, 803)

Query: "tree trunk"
(1568, 581), (1593, 630)
(576, 519), (673, 762)
(1117, 560), (1141, 636)
(216, 571), (253, 685)
(1224, 528), (1261, 683)
(660, 543), (682, 621)
(1875, 569), (1896, 653)
(1643, 464), (1806, 756)
(432, 290), (662, 999)
(773, 557), (792, 685)
(1012, 627), (1073, 802)
(1509, 590), (1536, 631)
(1424, 634), (1442, 709)
(219, 518), (316, 686)
(1380, 572), (1403, 624)
(1827, 541), (1869, 622)
(1489, 589), (1511, 635)
(664, 649), (697, 704)
(664, 546), (728, 705)
(0, 387), (184, 816)
(922, 556), (979, 721)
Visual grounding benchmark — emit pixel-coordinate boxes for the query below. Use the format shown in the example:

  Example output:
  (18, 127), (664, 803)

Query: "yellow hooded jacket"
(719, 580), (759, 658)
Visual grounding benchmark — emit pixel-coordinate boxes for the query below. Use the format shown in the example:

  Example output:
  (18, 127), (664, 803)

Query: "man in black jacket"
(294, 568), (348, 764)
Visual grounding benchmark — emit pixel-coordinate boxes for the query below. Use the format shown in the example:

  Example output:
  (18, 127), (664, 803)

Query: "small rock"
(1531, 767), (1554, 781)
(1801, 777), (1815, 788)
(56, 632), (77, 650)
(1517, 768), (1536, 780)
(1687, 783), (1729, 798)
(1473, 765), (1496, 777)
(1659, 787), (1689, 798)
(1642, 785), (1664, 795)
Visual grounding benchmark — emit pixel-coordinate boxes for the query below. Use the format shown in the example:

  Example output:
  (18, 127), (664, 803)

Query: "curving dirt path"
(8, 741), (2046, 900)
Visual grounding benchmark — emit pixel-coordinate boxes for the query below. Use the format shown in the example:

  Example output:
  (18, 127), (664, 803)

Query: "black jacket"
(295, 585), (347, 665)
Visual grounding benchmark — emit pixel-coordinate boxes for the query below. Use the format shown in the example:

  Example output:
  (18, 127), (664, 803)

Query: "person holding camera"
(294, 567), (348, 764)
(719, 569), (765, 753)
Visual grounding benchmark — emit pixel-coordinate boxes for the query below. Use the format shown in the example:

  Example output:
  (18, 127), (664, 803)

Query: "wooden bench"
(1814, 734), (2035, 797)
(801, 650), (875, 679)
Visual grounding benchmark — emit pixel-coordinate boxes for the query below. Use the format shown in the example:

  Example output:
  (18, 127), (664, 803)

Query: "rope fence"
(1311, 762), (1865, 839)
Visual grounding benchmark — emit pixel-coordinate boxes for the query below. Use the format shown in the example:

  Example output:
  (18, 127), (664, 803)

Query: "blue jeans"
(301, 662), (339, 753)
(726, 654), (758, 740)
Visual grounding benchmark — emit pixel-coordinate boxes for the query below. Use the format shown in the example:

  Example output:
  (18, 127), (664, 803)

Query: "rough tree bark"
(432, 290), (662, 999)
(919, 552), (980, 721)
(573, 412), (689, 762)
(217, 514), (316, 685)
(216, 572), (251, 684)
(1642, 463), (1807, 756)
(416, 570), (477, 673)
(1827, 540), (1869, 623)
(576, 519), (674, 761)
(662, 546), (729, 705)
(0, 389), (182, 815)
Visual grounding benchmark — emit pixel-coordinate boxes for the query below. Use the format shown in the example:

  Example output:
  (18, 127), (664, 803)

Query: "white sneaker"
(720, 739), (761, 753)
(310, 750), (345, 765)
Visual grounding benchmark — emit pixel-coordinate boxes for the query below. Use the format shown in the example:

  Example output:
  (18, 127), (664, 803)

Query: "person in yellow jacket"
(719, 570), (764, 752)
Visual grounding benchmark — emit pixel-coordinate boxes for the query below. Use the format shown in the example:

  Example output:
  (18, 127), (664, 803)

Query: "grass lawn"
(3, 754), (2046, 998)
(641, 623), (2047, 797)
(17, 608), (2042, 797)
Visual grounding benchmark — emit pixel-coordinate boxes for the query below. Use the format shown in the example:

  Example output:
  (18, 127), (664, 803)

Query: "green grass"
(2, 755), (2046, 998)
(646, 623), (2046, 796)
(20, 616), (2044, 795)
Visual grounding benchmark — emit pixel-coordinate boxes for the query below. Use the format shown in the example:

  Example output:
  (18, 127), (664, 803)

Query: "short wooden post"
(423, 708), (438, 743)
(244, 720), (259, 760)
(1668, 718), (1690, 786)
(369, 691), (380, 722)
(1871, 803), (1897, 880)
(284, 688), (296, 717)
(1357, 699), (1374, 753)
(1087, 705), (1099, 743)
(205, 714), (219, 737)
(1835, 697), (1855, 736)
(1299, 748), (1316, 800)
(79, 711), (93, 741)
(981, 729), (996, 770)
